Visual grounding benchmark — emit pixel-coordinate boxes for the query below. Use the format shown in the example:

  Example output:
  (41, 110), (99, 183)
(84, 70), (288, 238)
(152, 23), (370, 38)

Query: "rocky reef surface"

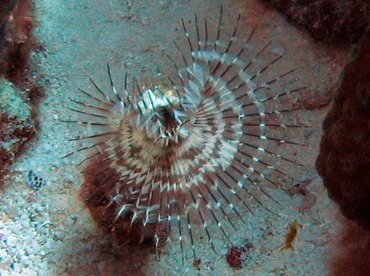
(0, 0), (42, 186)
(262, 0), (369, 45)
(317, 35), (370, 230)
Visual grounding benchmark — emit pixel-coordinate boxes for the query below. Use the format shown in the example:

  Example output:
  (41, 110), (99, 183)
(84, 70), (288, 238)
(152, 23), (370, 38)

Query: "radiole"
(62, 5), (311, 264)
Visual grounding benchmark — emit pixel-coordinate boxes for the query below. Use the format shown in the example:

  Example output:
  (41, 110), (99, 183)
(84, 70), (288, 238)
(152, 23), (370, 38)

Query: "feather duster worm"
(62, 6), (311, 263)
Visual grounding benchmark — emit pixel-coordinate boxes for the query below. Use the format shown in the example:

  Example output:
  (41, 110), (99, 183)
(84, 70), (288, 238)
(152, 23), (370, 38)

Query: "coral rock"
(262, 0), (369, 45)
(316, 34), (370, 230)
(0, 0), (38, 88)
(0, 112), (34, 184)
(0, 81), (35, 185)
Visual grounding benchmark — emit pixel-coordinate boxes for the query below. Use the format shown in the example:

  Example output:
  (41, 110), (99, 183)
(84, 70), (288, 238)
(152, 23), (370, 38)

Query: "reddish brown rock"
(0, 112), (35, 183)
(330, 220), (370, 276)
(0, 0), (42, 187)
(261, 0), (369, 45)
(226, 243), (254, 269)
(316, 34), (370, 230)
(0, 0), (39, 88)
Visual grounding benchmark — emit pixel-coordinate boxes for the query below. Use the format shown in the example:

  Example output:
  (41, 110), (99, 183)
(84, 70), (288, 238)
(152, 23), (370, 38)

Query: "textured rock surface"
(0, 0), (38, 87)
(262, 0), (369, 45)
(0, 0), (41, 186)
(0, 1), (17, 48)
(317, 34), (370, 230)
(0, 81), (34, 184)
(330, 219), (370, 276)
